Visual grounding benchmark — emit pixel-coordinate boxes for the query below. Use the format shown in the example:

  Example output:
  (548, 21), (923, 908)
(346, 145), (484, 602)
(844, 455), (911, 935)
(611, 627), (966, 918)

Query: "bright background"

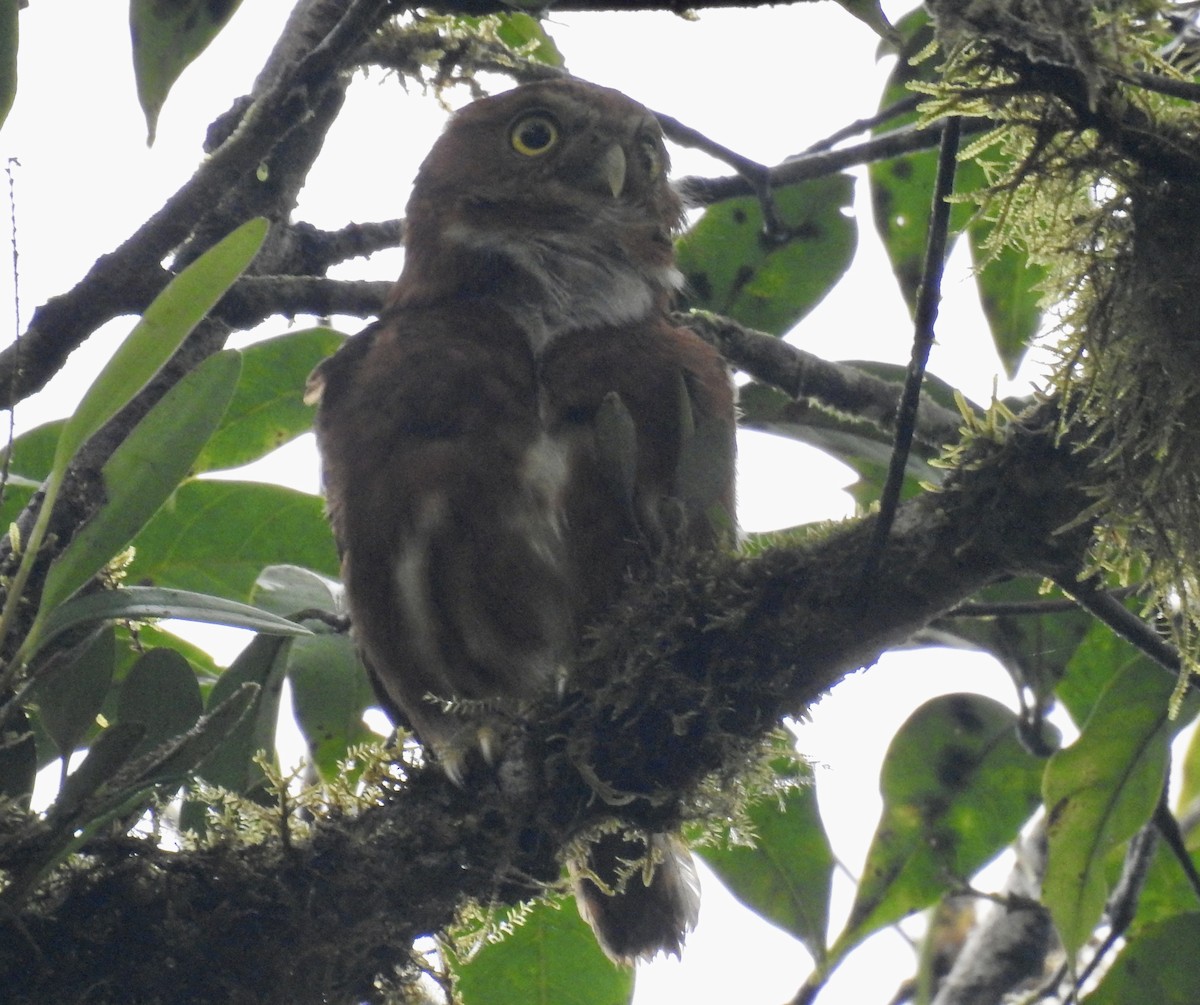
(2, 3), (1060, 1002)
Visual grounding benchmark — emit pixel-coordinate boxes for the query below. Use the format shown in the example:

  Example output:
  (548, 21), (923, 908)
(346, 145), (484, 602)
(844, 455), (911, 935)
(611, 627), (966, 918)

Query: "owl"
(308, 78), (736, 963)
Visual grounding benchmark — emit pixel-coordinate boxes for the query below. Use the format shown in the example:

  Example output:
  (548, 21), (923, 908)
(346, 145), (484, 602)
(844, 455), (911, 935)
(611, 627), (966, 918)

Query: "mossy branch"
(0, 400), (1096, 1004)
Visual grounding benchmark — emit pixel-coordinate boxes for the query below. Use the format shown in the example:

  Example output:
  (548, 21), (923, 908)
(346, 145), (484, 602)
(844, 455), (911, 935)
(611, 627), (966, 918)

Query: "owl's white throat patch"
(444, 220), (682, 354)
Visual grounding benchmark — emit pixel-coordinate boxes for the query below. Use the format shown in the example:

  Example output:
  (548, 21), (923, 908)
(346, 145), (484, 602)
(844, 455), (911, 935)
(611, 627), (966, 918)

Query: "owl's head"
(394, 79), (684, 341)
(411, 78), (681, 232)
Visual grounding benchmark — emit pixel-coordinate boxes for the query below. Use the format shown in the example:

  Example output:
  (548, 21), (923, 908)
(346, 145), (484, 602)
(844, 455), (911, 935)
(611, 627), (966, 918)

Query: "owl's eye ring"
(509, 112), (560, 157)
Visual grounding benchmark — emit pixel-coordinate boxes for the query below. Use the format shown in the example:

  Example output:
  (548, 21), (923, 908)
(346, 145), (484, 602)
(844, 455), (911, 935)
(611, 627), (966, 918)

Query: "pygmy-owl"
(308, 78), (736, 963)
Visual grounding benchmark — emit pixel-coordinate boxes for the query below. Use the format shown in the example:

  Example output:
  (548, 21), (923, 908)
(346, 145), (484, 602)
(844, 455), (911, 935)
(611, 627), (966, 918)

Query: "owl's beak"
(596, 143), (627, 198)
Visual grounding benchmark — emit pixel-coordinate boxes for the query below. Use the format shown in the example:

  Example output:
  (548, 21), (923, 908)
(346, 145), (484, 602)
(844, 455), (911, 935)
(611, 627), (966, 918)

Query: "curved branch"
(0, 0), (397, 662)
(676, 311), (965, 450)
(0, 0), (391, 412)
(677, 121), (950, 206)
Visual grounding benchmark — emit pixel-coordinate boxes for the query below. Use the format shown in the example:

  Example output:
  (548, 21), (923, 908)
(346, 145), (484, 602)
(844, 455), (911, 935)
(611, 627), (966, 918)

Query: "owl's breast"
(440, 214), (681, 354)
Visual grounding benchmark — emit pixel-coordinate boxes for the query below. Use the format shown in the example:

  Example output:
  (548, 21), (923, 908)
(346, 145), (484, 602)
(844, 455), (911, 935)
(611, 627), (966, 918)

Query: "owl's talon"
(477, 725), (500, 767)
(440, 748), (469, 788)
(437, 725), (502, 786)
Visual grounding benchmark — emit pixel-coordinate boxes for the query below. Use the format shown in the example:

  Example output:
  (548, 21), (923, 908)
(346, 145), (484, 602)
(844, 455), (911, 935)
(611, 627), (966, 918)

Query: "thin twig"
(677, 119), (952, 207)
(657, 112), (768, 179)
(945, 587), (1136, 617)
(1055, 575), (1182, 676)
(656, 112), (785, 237)
(1118, 66), (1200, 102)
(803, 93), (924, 153)
(863, 116), (961, 580)
(2, 159), (19, 507)
(1154, 796), (1200, 903)
(1074, 794), (1162, 990)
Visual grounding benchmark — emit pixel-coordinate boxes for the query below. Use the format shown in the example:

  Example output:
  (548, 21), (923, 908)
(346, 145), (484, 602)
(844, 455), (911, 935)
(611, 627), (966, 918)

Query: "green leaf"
(192, 633), (289, 796)
(0, 420), (64, 556)
(0, 0), (17, 133)
(1178, 715), (1200, 817)
(137, 680), (258, 788)
(968, 226), (1049, 378)
(677, 176), (857, 336)
(130, 0), (245, 144)
(0, 721), (148, 910)
(1043, 659), (1200, 958)
(700, 757), (833, 961)
(0, 418), (62, 478)
(737, 380), (940, 500)
(5, 687), (255, 910)
(126, 480), (339, 603)
(1127, 836), (1200, 935)
(869, 13), (974, 310)
(0, 705), (36, 804)
(1055, 620), (1140, 728)
(116, 648), (204, 758)
(457, 13), (565, 68)
(0, 219), (265, 664)
(869, 11), (1043, 373)
(35, 350), (243, 627)
(192, 328), (344, 473)
(0, 419), (63, 529)
(30, 626), (115, 761)
(454, 898), (633, 1005)
(30, 585), (310, 658)
(1083, 913), (1200, 1004)
(737, 360), (967, 506)
(34, 683), (256, 890)
(286, 633), (376, 780)
(48, 721), (147, 826)
(932, 578), (1094, 714)
(830, 694), (1044, 964)
(114, 622), (220, 694)
(50, 218), (265, 481)
(251, 564), (340, 619)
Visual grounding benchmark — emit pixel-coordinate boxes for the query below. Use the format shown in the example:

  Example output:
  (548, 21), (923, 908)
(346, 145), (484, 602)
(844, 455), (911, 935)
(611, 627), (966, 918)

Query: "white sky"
(3, 3), (1065, 1003)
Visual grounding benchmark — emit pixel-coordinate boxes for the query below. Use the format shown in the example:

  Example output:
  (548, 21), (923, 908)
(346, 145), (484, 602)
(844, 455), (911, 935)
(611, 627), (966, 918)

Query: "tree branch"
(0, 398), (1097, 1003)
(220, 276), (392, 326)
(928, 824), (1052, 1005)
(676, 121), (949, 207)
(677, 311), (965, 451)
(0, 0), (391, 412)
(865, 116), (961, 577)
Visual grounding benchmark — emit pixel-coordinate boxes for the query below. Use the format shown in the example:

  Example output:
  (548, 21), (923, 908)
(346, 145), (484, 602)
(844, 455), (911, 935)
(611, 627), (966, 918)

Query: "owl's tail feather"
(571, 831), (700, 964)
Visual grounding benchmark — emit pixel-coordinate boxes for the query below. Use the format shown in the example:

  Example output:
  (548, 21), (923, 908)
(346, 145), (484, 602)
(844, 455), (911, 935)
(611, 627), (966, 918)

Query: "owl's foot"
(437, 724), (501, 787)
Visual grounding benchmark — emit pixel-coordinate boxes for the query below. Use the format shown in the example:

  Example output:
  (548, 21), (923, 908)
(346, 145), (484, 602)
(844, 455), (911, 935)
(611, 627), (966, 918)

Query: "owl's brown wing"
(539, 317), (736, 617)
(537, 317), (734, 963)
(312, 302), (576, 760)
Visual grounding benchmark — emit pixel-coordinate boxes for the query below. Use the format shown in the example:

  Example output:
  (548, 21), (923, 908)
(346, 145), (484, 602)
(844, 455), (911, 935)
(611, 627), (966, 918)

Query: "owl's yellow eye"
(509, 113), (559, 157)
(639, 137), (664, 180)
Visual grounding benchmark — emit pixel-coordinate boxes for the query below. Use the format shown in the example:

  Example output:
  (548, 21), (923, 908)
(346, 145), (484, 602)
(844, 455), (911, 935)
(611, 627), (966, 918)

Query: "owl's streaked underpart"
(309, 77), (737, 964)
